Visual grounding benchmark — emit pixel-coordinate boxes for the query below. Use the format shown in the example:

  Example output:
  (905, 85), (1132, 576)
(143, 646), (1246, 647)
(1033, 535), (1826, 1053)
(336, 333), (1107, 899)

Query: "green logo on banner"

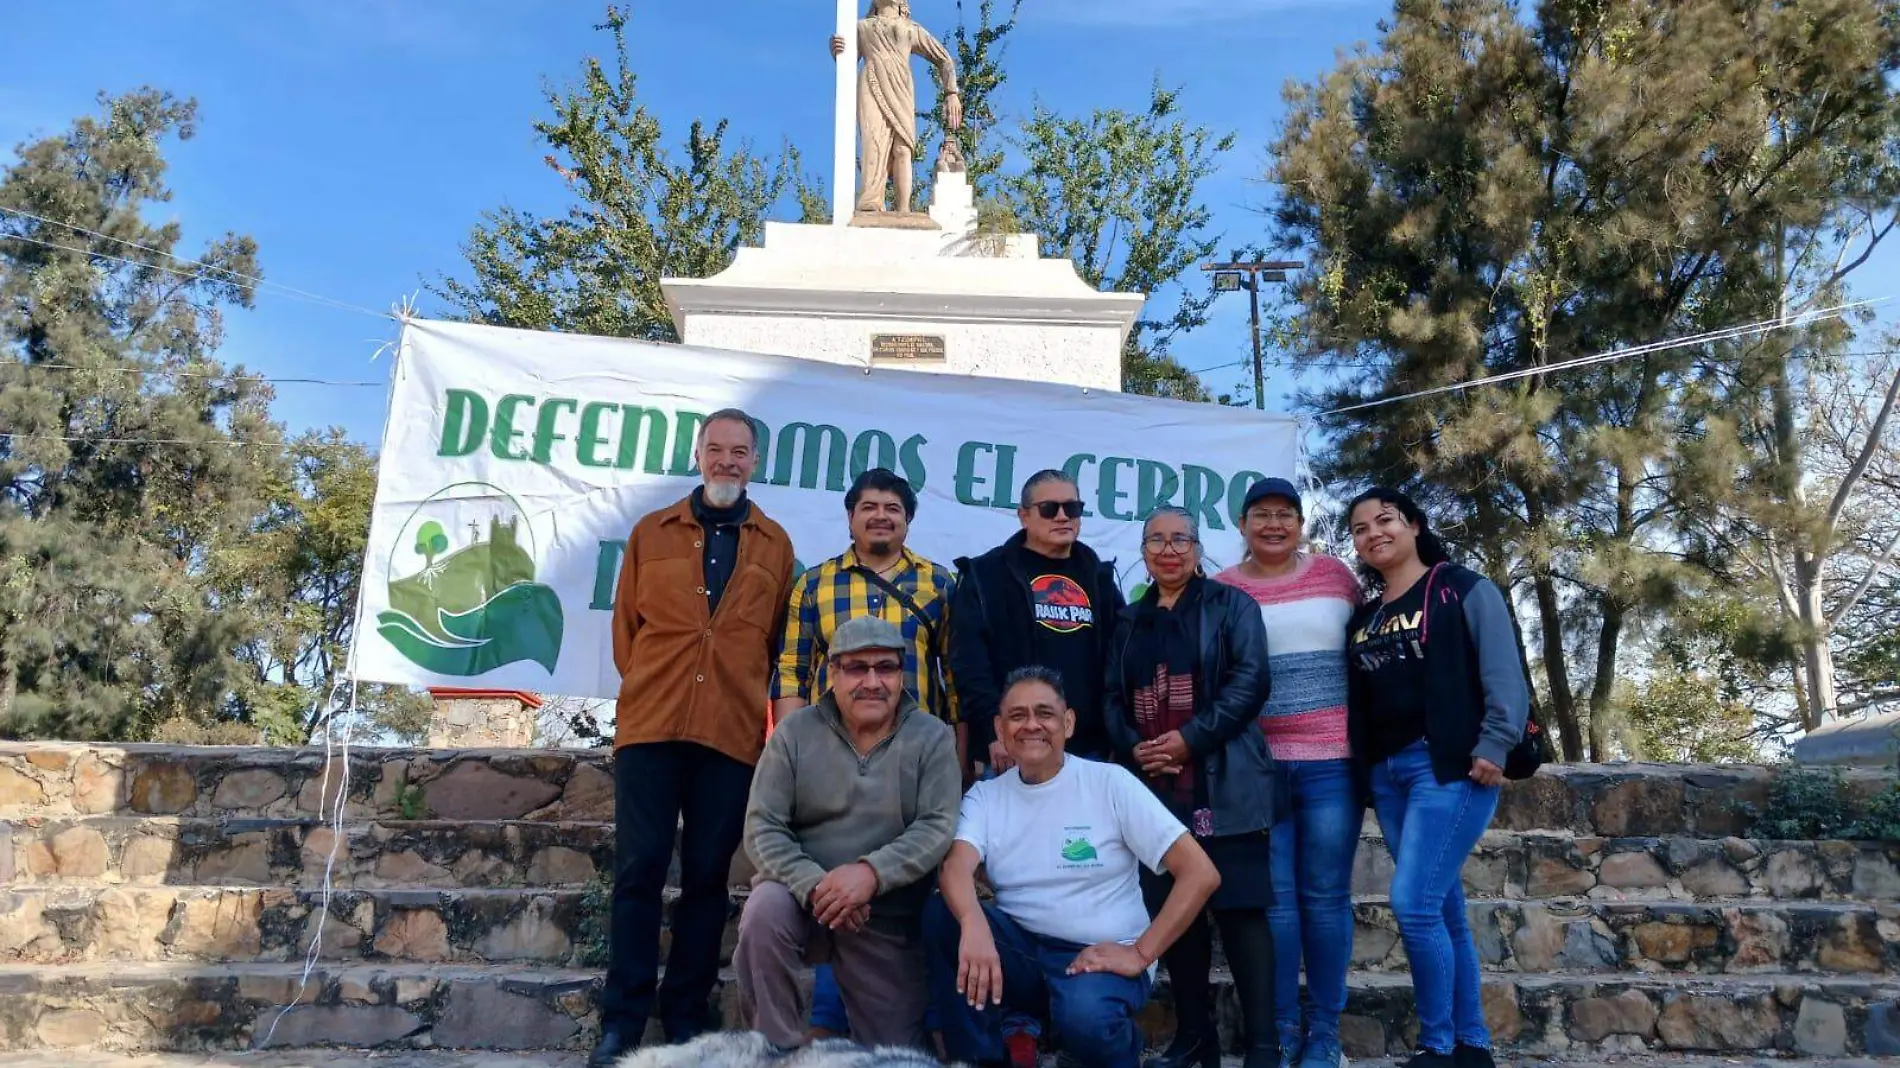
(377, 482), (564, 676)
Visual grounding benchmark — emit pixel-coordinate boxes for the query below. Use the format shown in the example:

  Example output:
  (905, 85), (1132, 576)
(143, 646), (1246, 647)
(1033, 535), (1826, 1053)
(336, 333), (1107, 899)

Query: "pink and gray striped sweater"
(1214, 554), (1360, 761)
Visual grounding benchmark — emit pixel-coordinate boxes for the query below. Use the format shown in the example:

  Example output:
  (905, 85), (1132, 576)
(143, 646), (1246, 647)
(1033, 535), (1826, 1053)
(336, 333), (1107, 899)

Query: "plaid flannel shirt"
(773, 547), (959, 723)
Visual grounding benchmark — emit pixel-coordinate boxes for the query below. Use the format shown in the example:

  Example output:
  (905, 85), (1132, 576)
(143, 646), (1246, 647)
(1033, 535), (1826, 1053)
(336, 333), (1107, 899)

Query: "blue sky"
(1, 0), (1389, 447)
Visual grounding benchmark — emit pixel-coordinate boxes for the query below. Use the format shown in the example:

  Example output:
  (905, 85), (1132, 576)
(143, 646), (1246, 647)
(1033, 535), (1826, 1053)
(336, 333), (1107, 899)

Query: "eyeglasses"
(1247, 509), (1301, 525)
(1030, 500), (1084, 520)
(835, 659), (903, 679)
(1143, 534), (1199, 553)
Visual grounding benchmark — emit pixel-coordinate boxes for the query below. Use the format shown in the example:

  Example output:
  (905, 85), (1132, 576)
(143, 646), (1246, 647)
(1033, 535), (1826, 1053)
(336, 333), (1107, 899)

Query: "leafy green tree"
(210, 431), (432, 744)
(0, 90), (425, 744)
(437, 6), (822, 339)
(1267, 0), (1900, 757)
(1620, 672), (1761, 763)
(916, 0), (1027, 204)
(0, 89), (282, 739)
(1004, 82), (1236, 400)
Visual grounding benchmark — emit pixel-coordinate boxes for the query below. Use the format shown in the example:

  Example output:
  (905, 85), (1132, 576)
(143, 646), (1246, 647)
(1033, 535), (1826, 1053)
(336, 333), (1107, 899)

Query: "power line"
(0, 210), (396, 321)
(0, 431), (363, 451)
(10, 362), (386, 389)
(1319, 298), (1890, 416)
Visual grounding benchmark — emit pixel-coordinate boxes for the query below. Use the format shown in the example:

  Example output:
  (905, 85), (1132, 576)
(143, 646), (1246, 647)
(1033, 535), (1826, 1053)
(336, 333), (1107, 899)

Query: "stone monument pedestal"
(426, 688), (542, 748)
(661, 170), (1142, 391)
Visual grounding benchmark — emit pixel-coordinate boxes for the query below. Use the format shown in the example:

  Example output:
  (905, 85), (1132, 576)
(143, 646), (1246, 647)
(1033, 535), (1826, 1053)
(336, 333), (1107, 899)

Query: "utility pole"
(1204, 260), (1302, 409)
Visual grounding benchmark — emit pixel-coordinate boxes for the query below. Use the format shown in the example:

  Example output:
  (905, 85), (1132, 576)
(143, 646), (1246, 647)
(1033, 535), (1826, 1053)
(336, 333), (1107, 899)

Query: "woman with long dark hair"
(1343, 488), (1528, 1068)
(1103, 506), (1281, 1068)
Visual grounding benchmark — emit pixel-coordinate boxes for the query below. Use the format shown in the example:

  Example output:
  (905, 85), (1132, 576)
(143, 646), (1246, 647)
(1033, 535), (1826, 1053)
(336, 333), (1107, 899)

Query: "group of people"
(590, 408), (1532, 1068)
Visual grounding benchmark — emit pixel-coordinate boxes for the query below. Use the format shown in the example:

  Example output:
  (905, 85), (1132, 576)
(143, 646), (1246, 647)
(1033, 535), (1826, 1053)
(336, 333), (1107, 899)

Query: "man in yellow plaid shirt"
(773, 468), (961, 743)
(770, 466), (962, 1046)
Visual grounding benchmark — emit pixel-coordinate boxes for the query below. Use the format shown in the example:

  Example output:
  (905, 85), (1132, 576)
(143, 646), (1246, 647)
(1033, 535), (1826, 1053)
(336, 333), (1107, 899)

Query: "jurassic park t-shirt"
(1024, 549), (1106, 753)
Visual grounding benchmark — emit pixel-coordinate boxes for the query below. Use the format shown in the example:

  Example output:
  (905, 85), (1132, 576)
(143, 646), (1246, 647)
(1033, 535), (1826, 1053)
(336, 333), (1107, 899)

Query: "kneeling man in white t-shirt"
(923, 665), (1222, 1068)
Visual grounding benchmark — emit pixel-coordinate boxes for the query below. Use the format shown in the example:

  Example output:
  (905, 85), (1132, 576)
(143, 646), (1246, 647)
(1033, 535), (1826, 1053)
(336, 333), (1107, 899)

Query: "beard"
(866, 537), (894, 557)
(702, 479), (744, 509)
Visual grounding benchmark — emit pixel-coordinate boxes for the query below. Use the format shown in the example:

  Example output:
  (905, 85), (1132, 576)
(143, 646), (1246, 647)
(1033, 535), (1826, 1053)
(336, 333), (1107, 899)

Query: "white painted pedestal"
(660, 171), (1143, 391)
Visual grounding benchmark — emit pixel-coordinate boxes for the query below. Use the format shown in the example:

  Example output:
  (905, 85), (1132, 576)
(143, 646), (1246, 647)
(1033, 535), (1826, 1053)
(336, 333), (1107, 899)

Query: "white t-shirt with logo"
(955, 755), (1188, 949)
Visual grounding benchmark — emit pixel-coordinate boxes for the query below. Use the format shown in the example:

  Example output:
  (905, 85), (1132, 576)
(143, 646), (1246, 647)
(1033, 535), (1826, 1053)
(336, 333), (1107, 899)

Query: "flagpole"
(833, 0), (858, 227)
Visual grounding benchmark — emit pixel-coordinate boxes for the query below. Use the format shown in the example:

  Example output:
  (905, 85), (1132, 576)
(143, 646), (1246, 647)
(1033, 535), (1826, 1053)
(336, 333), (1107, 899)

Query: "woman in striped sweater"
(1214, 478), (1363, 1068)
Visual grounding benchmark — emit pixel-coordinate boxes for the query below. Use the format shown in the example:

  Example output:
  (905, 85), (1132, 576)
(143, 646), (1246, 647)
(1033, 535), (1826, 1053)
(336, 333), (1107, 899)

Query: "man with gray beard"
(592, 408), (798, 1067)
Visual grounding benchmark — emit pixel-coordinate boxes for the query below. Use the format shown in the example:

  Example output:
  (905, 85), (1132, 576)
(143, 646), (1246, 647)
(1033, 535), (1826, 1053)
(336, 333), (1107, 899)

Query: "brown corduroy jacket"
(611, 494), (797, 765)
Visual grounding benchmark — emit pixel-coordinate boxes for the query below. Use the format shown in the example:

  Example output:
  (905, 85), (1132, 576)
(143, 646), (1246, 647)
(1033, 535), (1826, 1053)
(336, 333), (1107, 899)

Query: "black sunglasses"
(1030, 499), (1084, 520)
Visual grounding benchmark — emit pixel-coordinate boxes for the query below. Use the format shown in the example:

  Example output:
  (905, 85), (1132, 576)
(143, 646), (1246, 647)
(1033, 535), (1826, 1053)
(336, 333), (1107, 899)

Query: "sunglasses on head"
(1029, 499), (1084, 520)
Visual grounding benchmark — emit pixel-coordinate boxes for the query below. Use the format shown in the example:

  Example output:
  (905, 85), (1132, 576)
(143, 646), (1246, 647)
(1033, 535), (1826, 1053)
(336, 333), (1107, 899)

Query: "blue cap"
(1241, 476), (1302, 515)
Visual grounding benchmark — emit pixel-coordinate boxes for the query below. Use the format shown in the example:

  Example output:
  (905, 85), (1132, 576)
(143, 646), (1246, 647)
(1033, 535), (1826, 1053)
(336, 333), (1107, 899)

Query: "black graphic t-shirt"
(1348, 576), (1430, 765)
(1024, 548), (1106, 754)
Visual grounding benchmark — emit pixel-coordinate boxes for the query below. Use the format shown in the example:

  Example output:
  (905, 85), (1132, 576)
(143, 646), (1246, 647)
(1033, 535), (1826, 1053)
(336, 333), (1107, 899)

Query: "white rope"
(250, 325), (416, 1052)
(252, 679), (356, 1051)
(1319, 298), (1890, 416)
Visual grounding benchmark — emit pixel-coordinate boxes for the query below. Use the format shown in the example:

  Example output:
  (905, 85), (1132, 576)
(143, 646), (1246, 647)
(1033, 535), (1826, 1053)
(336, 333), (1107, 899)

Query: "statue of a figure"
(831, 0), (963, 224)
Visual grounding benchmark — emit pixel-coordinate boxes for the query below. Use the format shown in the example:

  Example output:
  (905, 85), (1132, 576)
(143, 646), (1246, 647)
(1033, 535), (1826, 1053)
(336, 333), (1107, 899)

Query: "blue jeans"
(923, 895), (1151, 1067)
(1269, 758), (1363, 1048)
(812, 955), (941, 1035)
(1368, 740), (1498, 1054)
(810, 963), (849, 1033)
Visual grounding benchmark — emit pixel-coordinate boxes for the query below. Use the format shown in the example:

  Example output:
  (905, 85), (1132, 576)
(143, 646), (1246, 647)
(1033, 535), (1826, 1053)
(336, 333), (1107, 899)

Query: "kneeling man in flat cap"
(736, 614), (962, 1053)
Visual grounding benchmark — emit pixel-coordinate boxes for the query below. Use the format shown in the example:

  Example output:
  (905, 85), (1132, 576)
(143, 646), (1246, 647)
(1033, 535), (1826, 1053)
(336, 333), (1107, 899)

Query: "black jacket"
(1346, 562), (1532, 785)
(948, 532), (1126, 755)
(1102, 576), (1283, 837)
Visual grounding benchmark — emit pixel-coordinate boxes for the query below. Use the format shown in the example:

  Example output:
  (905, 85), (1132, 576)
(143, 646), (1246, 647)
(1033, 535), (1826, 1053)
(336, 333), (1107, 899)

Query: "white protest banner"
(353, 318), (1301, 699)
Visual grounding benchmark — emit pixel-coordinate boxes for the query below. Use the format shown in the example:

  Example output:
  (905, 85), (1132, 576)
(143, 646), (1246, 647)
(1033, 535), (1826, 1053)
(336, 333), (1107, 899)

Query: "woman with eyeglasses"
(1344, 487), (1528, 1068)
(1103, 506), (1282, 1068)
(1213, 478), (1362, 1068)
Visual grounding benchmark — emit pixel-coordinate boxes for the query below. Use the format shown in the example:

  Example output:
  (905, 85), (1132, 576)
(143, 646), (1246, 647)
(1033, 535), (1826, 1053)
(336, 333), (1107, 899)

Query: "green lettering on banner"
(992, 444), (1019, 510)
(670, 411), (706, 476)
(1061, 454), (1098, 517)
(899, 434), (929, 491)
(1097, 457), (1135, 521)
(590, 538), (625, 611)
(1136, 459), (1180, 518)
(489, 394), (535, 461)
(617, 407), (672, 474)
(531, 398), (579, 464)
(849, 429), (898, 477)
(1184, 465), (1226, 532)
(1228, 471), (1269, 525)
(954, 441), (993, 506)
(576, 402), (617, 468)
(774, 422), (848, 491)
(438, 389), (488, 457)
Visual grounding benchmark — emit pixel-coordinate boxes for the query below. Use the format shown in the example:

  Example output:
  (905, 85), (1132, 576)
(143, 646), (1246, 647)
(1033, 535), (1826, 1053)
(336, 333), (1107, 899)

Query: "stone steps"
(0, 961), (1895, 1057)
(9, 814), (1897, 905)
(7, 743), (1895, 836)
(5, 884), (1893, 977)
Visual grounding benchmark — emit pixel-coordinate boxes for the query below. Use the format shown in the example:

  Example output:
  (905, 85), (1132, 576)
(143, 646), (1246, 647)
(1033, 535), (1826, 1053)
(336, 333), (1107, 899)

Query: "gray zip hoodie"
(743, 691), (961, 933)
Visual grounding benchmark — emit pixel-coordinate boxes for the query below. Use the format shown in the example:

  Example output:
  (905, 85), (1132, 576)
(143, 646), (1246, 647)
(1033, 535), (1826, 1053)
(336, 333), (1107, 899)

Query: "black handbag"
(1503, 709), (1548, 781)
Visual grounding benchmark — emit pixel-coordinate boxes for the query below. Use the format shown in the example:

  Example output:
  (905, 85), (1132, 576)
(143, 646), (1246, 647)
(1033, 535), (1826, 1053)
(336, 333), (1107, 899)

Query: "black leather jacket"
(1102, 576), (1283, 837)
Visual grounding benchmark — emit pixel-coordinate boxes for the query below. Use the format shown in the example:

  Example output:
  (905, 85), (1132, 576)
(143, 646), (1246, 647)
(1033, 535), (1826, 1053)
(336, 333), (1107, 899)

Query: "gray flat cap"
(829, 615), (906, 657)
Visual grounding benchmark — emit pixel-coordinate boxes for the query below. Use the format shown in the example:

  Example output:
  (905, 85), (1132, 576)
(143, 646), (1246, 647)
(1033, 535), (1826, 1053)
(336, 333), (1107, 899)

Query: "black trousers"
(600, 741), (753, 1036)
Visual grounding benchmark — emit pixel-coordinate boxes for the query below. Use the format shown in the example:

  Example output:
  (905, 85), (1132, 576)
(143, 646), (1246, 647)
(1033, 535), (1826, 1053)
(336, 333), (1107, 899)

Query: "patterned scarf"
(1127, 577), (1210, 833)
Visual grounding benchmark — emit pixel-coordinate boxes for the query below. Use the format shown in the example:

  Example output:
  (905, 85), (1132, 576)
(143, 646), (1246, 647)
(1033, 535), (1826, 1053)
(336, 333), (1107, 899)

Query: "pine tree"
(1267, 0), (1900, 757)
(0, 89), (281, 738)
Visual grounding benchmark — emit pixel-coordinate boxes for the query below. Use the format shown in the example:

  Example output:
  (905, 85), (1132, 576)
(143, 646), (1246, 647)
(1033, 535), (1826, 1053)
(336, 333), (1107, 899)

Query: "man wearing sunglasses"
(949, 469), (1127, 777)
(736, 614), (963, 1055)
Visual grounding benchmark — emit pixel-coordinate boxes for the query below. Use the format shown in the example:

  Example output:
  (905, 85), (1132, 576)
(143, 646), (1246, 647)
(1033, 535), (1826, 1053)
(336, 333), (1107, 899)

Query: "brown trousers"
(732, 880), (930, 1050)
